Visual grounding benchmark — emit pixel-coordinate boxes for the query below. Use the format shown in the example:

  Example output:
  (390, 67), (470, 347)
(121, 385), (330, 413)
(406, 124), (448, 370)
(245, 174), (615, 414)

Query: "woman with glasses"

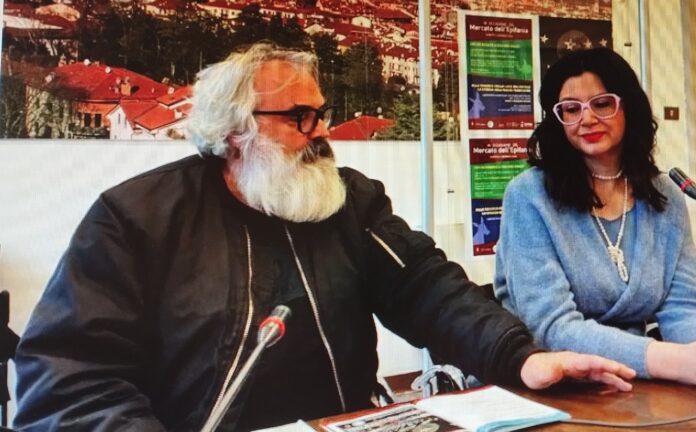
(494, 48), (696, 384)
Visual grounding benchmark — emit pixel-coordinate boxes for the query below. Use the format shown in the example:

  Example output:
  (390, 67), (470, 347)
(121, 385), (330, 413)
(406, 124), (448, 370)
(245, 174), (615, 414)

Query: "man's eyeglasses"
(253, 105), (337, 134)
(552, 93), (622, 125)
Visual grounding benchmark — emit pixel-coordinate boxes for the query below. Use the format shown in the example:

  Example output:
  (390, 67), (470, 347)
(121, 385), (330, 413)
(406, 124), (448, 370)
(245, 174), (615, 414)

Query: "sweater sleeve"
(494, 174), (652, 378)
(655, 192), (696, 342)
(14, 195), (166, 432)
(343, 169), (539, 386)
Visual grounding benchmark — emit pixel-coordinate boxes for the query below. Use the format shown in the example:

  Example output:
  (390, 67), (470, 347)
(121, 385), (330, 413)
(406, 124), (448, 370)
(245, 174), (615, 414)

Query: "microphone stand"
(200, 306), (290, 432)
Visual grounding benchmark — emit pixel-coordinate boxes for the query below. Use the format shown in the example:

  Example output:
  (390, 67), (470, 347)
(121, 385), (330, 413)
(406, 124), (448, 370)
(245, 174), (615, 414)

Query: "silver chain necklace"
(592, 176), (629, 282)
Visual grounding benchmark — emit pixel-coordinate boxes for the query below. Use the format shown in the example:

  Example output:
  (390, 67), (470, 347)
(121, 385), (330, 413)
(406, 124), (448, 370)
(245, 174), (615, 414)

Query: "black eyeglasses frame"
(252, 105), (337, 134)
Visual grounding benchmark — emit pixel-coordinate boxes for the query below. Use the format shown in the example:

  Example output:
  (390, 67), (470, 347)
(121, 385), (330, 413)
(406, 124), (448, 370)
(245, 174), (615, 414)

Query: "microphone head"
(257, 305), (292, 347)
(669, 167), (696, 199)
(669, 167), (687, 184)
(269, 305), (292, 322)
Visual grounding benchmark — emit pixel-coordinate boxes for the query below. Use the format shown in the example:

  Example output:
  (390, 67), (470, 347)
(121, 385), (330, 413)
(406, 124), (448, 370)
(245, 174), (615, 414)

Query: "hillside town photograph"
(1, 0), (611, 141)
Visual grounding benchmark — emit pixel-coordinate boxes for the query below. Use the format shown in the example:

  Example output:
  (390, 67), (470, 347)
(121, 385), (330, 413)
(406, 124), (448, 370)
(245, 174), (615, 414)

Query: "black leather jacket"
(14, 155), (537, 431)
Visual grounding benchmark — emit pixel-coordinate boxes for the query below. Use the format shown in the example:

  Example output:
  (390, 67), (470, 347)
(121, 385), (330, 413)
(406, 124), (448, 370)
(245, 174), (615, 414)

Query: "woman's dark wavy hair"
(528, 47), (665, 212)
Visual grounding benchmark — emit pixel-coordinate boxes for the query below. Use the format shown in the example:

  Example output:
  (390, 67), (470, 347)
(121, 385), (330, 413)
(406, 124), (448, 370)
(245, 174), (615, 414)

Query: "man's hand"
(520, 351), (636, 391)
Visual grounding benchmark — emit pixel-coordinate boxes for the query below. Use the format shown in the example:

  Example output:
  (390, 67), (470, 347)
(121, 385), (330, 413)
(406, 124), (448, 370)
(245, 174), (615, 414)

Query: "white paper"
(252, 420), (316, 432)
(415, 386), (569, 432)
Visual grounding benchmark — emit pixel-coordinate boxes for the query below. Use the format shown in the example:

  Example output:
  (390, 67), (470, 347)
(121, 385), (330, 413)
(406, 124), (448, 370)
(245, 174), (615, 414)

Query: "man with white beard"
(15, 43), (635, 432)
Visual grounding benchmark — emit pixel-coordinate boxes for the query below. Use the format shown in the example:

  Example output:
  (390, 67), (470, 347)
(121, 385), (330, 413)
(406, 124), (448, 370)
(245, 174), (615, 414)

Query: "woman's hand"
(520, 351), (636, 391)
(647, 340), (696, 384)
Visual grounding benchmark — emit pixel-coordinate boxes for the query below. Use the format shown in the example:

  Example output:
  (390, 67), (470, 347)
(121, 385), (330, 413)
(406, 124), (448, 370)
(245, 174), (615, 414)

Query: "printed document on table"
(323, 404), (468, 431)
(415, 386), (570, 432)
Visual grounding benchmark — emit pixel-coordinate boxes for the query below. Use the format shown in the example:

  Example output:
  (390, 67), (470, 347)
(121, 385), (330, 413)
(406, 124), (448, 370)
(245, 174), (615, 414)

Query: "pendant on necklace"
(607, 245), (629, 282)
(592, 176), (630, 283)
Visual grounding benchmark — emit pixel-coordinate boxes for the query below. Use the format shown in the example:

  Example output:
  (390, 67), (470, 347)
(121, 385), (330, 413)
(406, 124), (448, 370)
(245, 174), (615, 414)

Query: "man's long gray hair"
(186, 43), (319, 156)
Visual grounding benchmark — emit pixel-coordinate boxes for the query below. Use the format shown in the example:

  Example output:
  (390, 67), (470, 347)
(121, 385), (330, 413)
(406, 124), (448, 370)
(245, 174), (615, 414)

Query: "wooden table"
(516, 379), (696, 430)
(311, 380), (696, 431)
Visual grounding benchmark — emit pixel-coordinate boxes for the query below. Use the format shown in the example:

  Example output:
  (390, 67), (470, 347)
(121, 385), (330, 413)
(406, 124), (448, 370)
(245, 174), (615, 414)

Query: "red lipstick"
(581, 132), (605, 143)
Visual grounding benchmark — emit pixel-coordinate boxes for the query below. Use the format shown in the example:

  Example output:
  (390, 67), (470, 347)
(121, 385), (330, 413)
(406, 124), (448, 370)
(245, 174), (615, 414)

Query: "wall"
(683, 0), (696, 174)
(0, 141), (196, 330)
(613, 0), (696, 219)
(0, 141), (198, 421)
(645, 0), (690, 173)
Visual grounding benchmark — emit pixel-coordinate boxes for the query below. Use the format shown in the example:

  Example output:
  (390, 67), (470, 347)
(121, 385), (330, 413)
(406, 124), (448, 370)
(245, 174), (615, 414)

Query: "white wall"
(0, 141), (200, 422)
(0, 142), (197, 330)
(650, 0), (696, 222)
(645, 0), (691, 174)
(682, 0), (696, 175)
(613, 0), (696, 220)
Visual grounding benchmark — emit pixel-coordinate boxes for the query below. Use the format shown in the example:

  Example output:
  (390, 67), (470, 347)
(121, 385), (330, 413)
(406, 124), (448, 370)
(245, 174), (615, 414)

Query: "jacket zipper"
(284, 224), (347, 412)
(367, 229), (405, 268)
(202, 225), (255, 428)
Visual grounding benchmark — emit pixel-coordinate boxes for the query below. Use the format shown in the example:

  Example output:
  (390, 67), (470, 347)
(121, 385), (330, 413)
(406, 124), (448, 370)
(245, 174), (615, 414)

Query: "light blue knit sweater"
(494, 168), (696, 378)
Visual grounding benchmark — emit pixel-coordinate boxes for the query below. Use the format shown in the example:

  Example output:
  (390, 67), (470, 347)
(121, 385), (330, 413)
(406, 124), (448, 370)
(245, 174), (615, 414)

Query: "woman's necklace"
(591, 169), (623, 180)
(592, 176), (629, 282)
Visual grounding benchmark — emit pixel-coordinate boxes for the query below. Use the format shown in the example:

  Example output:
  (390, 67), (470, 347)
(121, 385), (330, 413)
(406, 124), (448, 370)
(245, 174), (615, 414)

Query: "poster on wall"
(0, 2), (462, 142)
(538, 16), (613, 78)
(469, 138), (529, 256)
(466, 0), (612, 21)
(460, 7), (613, 258)
(464, 14), (535, 130)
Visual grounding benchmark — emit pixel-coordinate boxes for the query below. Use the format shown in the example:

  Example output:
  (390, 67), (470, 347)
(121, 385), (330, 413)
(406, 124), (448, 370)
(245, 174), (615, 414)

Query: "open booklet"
(322, 385), (570, 432)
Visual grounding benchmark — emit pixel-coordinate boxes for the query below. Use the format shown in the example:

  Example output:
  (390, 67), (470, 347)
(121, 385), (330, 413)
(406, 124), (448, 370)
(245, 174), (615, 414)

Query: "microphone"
(257, 305), (292, 347)
(669, 167), (696, 199)
(200, 305), (292, 432)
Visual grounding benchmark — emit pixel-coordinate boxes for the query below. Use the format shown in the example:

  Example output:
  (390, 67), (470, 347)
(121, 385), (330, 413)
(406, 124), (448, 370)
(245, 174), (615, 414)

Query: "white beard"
(230, 134), (347, 222)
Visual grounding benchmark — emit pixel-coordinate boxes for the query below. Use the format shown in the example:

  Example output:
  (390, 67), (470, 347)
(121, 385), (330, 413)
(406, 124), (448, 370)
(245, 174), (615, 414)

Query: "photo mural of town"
(0, 0), (611, 141)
